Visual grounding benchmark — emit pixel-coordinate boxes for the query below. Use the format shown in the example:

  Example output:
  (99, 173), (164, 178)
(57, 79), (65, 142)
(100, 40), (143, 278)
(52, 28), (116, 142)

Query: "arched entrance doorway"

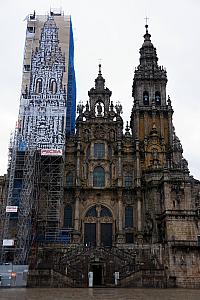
(83, 205), (113, 247)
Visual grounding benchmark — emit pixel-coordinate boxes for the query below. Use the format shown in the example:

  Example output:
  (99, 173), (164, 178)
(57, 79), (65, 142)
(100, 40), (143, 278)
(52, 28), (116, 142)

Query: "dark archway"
(84, 205), (113, 247)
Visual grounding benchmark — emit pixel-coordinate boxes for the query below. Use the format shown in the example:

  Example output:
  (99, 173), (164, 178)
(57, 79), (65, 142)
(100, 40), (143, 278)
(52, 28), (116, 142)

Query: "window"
(100, 206), (112, 217)
(124, 175), (132, 187)
(63, 206), (72, 228)
(35, 79), (42, 94)
(86, 206), (97, 217)
(126, 233), (134, 244)
(125, 207), (133, 228)
(66, 173), (74, 187)
(24, 65), (31, 72)
(93, 166), (105, 187)
(143, 91), (149, 105)
(155, 91), (161, 105)
(27, 26), (35, 33)
(49, 79), (57, 94)
(94, 143), (105, 159)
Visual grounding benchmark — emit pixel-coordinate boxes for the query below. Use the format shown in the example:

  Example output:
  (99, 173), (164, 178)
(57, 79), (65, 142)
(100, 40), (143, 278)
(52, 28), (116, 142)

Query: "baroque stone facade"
(2, 21), (200, 289)
(59, 25), (200, 288)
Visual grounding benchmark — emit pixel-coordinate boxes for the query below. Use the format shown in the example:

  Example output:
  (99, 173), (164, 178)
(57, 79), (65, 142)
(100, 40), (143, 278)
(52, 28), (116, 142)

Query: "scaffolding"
(14, 149), (64, 265)
(0, 125), (22, 262)
(36, 153), (64, 243)
(14, 150), (39, 264)
(1, 130), (65, 264)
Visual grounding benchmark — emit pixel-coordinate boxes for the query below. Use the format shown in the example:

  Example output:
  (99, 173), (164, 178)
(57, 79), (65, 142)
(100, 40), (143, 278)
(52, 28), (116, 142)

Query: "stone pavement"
(0, 288), (200, 300)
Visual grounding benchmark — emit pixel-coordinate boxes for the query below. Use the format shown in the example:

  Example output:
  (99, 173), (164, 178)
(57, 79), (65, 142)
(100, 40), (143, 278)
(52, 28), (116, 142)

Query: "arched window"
(155, 91), (161, 105)
(100, 206), (112, 217)
(64, 205), (72, 228)
(35, 78), (42, 94)
(93, 166), (105, 187)
(143, 91), (149, 105)
(125, 207), (133, 228)
(66, 172), (74, 187)
(49, 79), (57, 94)
(94, 143), (105, 159)
(86, 206), (97, 217)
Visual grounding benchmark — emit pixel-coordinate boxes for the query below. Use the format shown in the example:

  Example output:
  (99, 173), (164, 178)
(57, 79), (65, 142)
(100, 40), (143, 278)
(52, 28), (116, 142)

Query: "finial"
(98, 63), (102, 76)
(144, 16), (149, 33)
(125, 121), (131, 136)
(143, 16), (151, 43)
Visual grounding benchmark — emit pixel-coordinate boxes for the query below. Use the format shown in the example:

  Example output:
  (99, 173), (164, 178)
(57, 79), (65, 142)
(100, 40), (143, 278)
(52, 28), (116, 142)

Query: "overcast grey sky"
(0, 0), (200, 179)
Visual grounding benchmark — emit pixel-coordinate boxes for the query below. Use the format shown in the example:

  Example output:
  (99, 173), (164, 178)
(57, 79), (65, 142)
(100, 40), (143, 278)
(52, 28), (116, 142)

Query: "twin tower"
(2, 11), (200, 288)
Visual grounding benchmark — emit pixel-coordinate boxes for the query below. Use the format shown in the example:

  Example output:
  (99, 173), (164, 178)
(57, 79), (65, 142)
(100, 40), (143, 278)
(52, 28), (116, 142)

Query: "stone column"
(135, 139), (141, 188)
(118, 197), (123, 232)
(144, 112), (148, 137)
(136, 110), (139, 139)
(74, 195), (80, 231)
(73, 192), (81, 243)
(135, 139), (142, 240)
(76, 141), (81, 186)
(167, 99), (173, 146)
(160, 112), (164, 138)
(96, 205), (101, 246)
(117, 190), (124, 243)
(117, 142), (122, 187)
(137, 195), (142, 232)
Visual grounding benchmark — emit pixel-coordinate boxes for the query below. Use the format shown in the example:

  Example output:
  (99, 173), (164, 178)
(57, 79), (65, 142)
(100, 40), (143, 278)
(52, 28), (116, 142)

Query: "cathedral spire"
(139, 24), (158, 66)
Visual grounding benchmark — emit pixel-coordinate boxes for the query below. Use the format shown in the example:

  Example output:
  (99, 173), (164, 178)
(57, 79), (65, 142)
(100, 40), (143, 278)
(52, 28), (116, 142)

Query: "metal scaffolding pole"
(0, 126), (19, 262)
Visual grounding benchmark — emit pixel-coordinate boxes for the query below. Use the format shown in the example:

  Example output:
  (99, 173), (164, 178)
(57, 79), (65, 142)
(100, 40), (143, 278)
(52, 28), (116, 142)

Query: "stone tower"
(130, 25), (200, 287)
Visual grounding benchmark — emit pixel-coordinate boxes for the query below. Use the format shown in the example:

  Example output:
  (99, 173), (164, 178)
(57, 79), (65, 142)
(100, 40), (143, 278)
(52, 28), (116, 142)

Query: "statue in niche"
(96, 102), (103, 116)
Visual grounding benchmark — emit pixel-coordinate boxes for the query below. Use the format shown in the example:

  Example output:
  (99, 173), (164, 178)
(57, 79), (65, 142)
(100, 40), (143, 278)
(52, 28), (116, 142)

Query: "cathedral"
(30, 24), (200, 288)
(1, 12), (200, 288)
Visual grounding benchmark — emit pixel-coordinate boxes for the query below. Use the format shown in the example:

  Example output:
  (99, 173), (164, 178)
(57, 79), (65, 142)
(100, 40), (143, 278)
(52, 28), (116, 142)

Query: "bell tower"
(131, 24), (174, 171)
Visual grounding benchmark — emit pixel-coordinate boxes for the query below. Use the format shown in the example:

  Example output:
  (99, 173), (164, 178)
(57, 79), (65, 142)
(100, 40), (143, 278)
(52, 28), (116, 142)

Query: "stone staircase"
(28, 244), (170, 287)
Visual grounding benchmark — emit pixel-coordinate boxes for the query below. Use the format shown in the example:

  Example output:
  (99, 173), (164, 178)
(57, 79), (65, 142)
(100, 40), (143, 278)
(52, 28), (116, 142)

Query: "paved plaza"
(0, 288), (200, 300)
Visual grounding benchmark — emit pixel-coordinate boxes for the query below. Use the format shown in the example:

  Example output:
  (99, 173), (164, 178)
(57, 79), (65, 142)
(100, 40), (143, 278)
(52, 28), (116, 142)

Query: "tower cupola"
(132, 25), (167, 106)
(88, 65), (112, 115)
(139, 24), (158, 67)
